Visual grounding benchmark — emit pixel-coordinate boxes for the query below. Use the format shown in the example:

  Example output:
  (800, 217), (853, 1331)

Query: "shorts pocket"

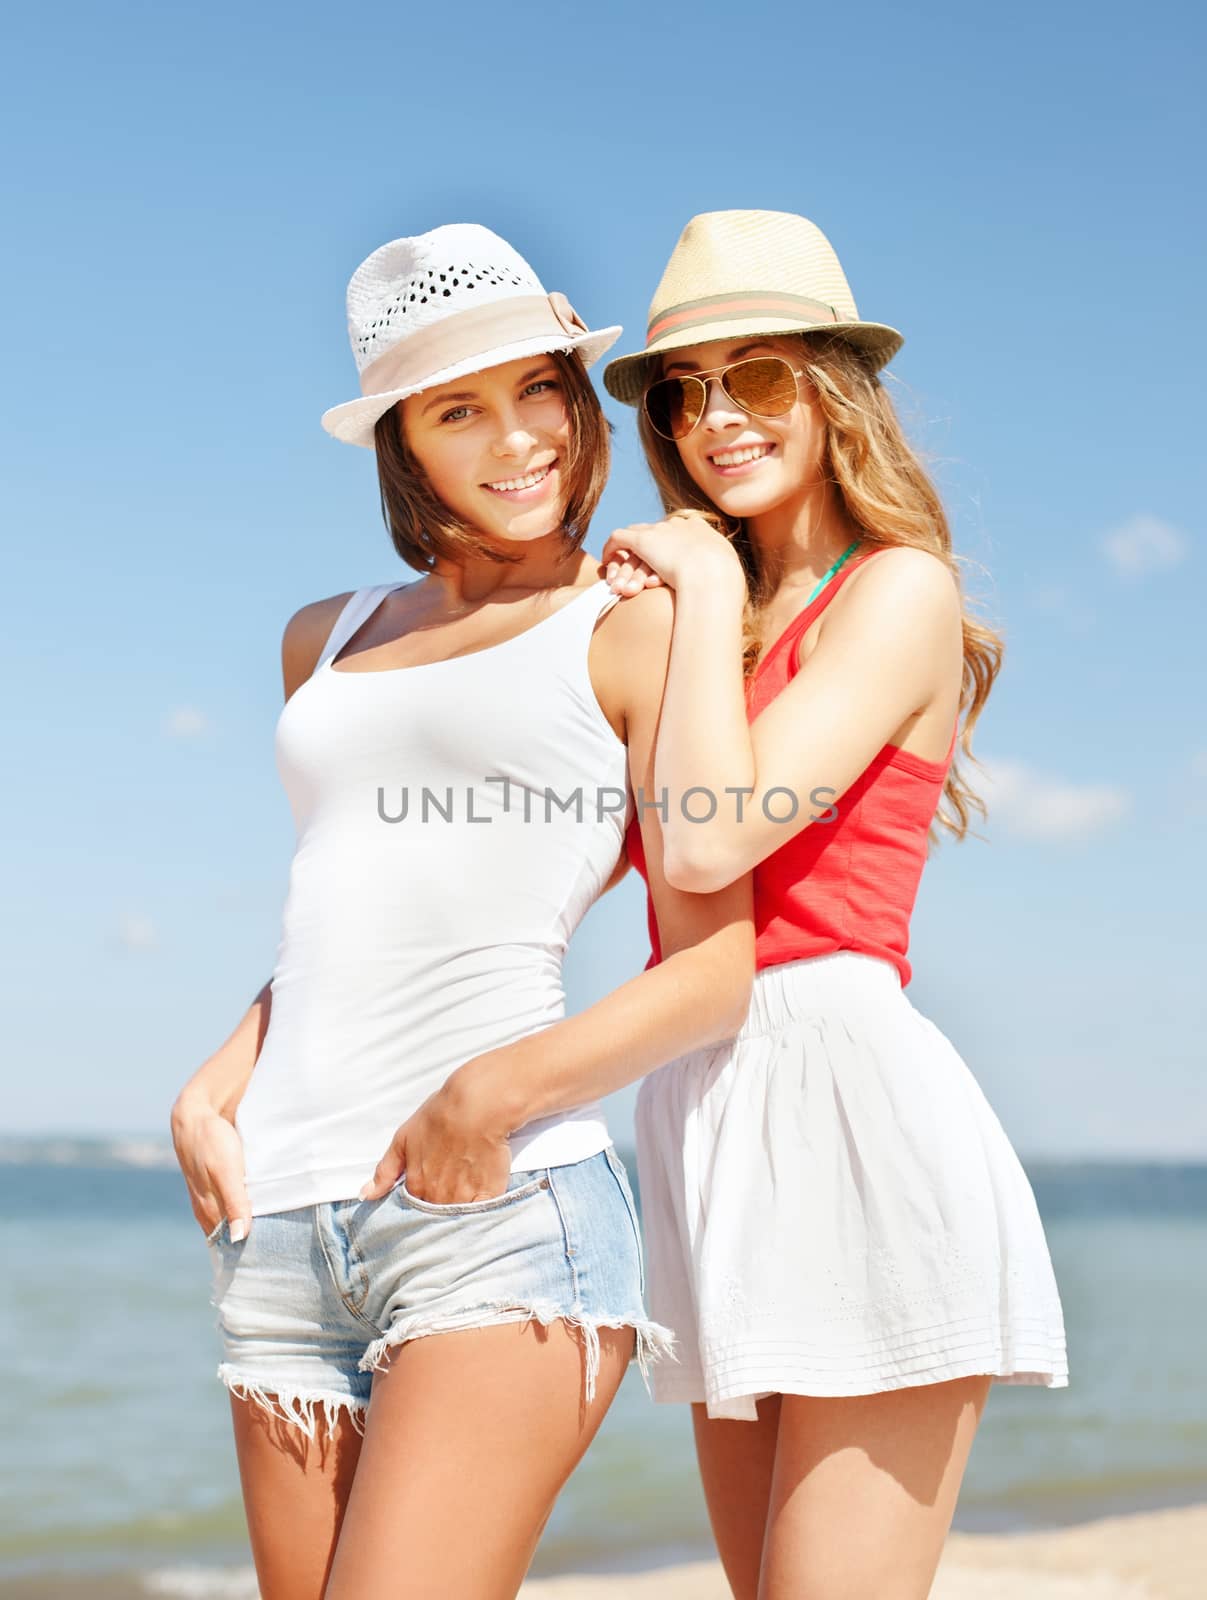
(603, 1145), (645, 1297)
(397, 1170), (550, 1216)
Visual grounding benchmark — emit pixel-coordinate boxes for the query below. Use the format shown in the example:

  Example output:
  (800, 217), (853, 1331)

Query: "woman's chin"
(493, 507), (567, 544)
(466, 519), (560, 553)
(704, 483), (785, 520)
(682, 464), (783, 521)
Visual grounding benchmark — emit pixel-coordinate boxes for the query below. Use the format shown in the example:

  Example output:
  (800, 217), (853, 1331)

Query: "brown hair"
(636, 331), (1003, 845)
(372, 349), (611, 571)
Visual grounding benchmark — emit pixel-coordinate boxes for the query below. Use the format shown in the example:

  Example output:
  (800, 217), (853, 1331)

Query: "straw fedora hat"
(322, 223), (623, 448)
(603, 209), (903, 407)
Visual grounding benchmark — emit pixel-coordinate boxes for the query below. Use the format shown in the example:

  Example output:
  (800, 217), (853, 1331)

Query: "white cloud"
(981, 758), (1131, 841)
(163, 707), (211, 738)
(116, 914), (158, 951)
(1100, 514), (1189, 577)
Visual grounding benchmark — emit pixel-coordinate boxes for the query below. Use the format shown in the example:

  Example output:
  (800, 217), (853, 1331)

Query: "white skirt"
(635, 952), (1069, 1421)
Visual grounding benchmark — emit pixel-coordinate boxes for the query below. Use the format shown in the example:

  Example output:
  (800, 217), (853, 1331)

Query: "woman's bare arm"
(170, 980), (272, 1126)
(603, 524), (962, 892)
(168, 591), (352, 1234)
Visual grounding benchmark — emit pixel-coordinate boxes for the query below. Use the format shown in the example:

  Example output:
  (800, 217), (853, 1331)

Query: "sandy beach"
(0, 1501), (1201, 1596)
(520, 1502), (1207, 1600)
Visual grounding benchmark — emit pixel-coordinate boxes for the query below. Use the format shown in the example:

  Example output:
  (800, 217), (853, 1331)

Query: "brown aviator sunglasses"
(642, 355), (805, 442)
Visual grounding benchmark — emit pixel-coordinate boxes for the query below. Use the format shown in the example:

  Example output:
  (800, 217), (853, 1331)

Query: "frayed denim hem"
(216, 1362), (369, 1441)
(357, 1300), (677, 1405)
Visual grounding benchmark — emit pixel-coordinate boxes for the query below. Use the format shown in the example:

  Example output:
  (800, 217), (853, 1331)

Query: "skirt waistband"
(739, 952), (904, 1040)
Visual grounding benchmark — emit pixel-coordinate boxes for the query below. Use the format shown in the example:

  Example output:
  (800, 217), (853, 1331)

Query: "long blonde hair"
(636, 331), (1002, 844)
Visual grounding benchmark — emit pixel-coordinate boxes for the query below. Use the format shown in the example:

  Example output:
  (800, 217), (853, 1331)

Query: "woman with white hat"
(169, 222), (754, 1599)
(596, 210), (1068, 1600)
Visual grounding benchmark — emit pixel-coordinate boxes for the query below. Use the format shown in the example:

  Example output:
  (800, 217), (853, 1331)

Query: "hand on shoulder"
(602, 512), (744, 594)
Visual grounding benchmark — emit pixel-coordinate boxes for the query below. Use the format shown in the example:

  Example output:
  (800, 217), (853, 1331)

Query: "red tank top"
(625, 551), (958, 987)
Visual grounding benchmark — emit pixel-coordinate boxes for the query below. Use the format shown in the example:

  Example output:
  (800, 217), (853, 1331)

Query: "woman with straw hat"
(169, 221), (754, 1599)
(598, 209), (1068, 1600)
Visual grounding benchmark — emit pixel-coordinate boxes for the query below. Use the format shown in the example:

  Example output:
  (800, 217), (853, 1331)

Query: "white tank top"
(236, 577), (631, 1215)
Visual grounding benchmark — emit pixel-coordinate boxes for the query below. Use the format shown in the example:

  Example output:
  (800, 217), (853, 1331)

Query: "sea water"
(1, 1143), (1204, 1595)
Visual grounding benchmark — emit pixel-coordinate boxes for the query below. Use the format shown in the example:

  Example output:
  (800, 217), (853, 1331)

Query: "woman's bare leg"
(228, 1392), (366, 1600)
(691, 1395), (782, 1600)
(323, 1319), (635, 1599)
(759, 1375), (992, 1600)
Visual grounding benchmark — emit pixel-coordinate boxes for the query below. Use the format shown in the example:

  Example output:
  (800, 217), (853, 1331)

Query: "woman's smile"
(481, 458), (560, 501)
(705, 441), (778, 476)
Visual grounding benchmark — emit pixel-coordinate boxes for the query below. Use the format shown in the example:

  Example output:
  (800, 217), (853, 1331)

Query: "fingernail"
(358, 1183), (371, 1200)
(229, 1219), (247, 1243)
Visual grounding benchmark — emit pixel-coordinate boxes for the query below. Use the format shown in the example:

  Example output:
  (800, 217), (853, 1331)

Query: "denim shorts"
(205, 1145), (674, 1439)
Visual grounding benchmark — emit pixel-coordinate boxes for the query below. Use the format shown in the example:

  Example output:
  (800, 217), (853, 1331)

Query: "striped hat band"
(647, 291), (839, 347)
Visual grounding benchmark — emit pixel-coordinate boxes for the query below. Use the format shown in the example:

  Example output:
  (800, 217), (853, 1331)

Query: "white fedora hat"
(321, 223), (623, 448)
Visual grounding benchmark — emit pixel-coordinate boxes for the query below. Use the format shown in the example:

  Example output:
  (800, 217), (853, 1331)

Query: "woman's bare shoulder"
(844, 544), (960, 608)
(589, 585), (677, 742)
(819, 544), (958, 640)
(598, 582), (676, 652)
(281, 590), (357, 701)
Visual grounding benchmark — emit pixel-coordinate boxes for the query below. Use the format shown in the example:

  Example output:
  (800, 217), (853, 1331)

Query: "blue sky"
(2, 0), (1203, 1157)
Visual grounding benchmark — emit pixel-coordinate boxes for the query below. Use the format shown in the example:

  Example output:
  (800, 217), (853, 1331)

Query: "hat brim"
(321, 325), (623, 448)
(602, 317), (904, 407)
